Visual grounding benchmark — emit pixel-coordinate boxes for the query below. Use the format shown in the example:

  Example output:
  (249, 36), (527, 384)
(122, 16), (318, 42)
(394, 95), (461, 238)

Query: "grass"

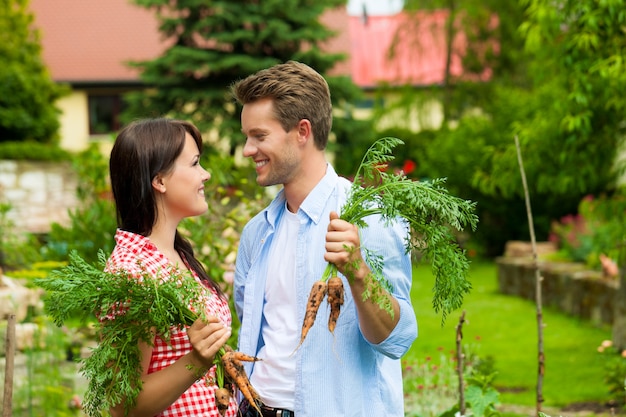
(405, 259), (614, 410)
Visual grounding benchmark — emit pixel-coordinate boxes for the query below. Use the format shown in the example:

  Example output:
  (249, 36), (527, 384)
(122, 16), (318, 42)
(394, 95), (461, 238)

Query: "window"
(88, 94), (126, 135)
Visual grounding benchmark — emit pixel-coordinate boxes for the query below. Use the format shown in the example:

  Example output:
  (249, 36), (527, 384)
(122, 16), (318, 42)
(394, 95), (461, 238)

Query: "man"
(232, 60), (417, 417)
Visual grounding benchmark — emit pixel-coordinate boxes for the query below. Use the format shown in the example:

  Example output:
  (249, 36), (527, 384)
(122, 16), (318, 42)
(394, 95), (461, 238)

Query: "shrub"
(596, 340), (626, 410)
(548, 193), (625, 272)
(0, 141), (71, 161)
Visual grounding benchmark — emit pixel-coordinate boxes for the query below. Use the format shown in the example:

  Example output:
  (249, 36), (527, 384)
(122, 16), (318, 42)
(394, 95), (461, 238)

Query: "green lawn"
(406, 260), (614, 409)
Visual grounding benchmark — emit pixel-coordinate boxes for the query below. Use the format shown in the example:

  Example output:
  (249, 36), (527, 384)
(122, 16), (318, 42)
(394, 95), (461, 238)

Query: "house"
(29, 0), (479, 152)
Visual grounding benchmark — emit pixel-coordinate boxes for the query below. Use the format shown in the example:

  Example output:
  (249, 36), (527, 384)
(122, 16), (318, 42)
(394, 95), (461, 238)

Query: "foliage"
(404, 343), (500, 417)
(6, 260), (67, 286)
(483, 0), (626, 196)
(35, 251), (211, 417)
(0, 201), (41, 269)
(403, 351), (464, 417)
(549, 192), (626, 270)
(409, 104), (585, 256)
(328, 137), (478, 323)
(7, 316), (83, 417)
(383, 0), (626, 257)
(596, 340), (626, 410)
(0, 141), (71, 161)
(400, 0), (527, 123)
(0, 0), (68, 143)
(123, 0), (364, 156)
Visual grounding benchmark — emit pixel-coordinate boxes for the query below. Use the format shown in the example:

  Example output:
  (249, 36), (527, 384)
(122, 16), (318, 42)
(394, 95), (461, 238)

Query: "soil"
(499, 401), (624, 417)
(561, 401), (624, 415)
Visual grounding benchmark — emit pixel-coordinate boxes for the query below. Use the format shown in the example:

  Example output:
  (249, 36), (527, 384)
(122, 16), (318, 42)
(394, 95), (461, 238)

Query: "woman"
(107, 118), (236, 417)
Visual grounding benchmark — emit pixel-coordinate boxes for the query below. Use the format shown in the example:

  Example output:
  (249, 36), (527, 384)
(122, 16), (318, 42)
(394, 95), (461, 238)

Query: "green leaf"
(466, 385), (499, 417)
(34, 250), (213, 417)
(333, 137), (479, 324)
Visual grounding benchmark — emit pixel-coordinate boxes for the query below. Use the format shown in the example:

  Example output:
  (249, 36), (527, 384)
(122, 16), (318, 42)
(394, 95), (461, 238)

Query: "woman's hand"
(187, 316), (231, 368)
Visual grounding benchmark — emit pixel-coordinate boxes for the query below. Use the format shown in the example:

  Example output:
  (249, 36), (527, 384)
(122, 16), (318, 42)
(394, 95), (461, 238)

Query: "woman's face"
(157, 133), (211, 222)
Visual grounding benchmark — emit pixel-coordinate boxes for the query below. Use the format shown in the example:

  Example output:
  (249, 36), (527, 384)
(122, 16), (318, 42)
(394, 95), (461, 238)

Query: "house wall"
(57, 90), (90, 152)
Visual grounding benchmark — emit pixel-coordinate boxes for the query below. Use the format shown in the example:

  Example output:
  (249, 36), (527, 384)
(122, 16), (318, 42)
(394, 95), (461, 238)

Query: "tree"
(390, 0), (527, 123)
(380, 1), (626, 255)
(0, 0), (67, 143)
(122, 0), (368, 162)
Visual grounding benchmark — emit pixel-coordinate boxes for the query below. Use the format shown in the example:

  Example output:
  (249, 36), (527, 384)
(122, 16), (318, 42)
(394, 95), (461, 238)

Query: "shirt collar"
(114, 229), (158, 254)
(300, 163), (338, 225)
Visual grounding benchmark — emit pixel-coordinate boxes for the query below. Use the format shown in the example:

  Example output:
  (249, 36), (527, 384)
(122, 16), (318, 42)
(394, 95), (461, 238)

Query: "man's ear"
(152, 175), (166, 193)
(297, 119), (313, 144)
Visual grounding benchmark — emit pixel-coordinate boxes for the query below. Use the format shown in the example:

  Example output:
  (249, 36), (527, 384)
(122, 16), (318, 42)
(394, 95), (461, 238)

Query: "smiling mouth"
(255, 160), (268, 169)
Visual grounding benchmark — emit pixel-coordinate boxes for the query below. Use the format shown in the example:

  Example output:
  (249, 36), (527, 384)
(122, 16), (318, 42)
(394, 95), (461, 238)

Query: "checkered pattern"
(107, 229), (237, 417)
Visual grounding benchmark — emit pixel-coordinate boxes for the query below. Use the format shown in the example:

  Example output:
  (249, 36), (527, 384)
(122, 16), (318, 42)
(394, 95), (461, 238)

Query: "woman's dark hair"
(109, 118), (222, 295)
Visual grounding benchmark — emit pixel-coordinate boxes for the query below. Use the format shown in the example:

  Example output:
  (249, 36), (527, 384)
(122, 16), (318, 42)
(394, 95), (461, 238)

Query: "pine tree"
(0, 0), (67, 143)
(123, 0), (368, 157)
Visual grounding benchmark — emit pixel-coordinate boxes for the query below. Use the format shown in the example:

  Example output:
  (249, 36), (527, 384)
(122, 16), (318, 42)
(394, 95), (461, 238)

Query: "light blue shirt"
(235, 164), (418, 416)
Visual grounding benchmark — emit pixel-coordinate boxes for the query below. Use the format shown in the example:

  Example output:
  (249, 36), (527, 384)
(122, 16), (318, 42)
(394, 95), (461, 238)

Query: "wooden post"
(456, 311), (466, 416)
(515, 136), (545, 412)
(3, 314), (16, 417)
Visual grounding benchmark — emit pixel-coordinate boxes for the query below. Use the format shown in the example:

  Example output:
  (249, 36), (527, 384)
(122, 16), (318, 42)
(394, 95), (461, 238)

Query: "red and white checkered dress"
(107, 229), (237, 417)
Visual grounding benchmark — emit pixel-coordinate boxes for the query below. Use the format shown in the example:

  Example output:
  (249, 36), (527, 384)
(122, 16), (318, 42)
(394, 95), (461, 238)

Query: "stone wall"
(496, 255), (624, 350)
(0, 160), (78, 234)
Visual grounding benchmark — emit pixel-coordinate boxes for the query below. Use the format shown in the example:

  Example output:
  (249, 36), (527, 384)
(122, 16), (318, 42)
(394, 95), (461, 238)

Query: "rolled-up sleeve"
(361, 215), (418, 358)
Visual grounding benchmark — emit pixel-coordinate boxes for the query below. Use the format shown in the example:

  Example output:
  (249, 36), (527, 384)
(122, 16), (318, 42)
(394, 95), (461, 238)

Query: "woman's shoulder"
(107, 233), (166, 275)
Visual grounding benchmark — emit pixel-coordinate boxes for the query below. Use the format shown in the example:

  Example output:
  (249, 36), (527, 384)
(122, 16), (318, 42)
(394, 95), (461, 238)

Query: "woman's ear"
(152, 175), (166, 194)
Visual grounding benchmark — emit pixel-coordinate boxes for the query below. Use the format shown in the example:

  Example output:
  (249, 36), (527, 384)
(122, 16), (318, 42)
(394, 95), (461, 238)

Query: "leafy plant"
(34, 251), (211, 416)
(597, 340), (626, 410)
(0, 141), (71, 161)
(403, 351), (463, 417)
(0, 201), (41, 270)
(9, 316), (81, 417)
(34, 250), (260, 417)
(323, 137), (479, 323)
(403, 344), (499, 417)
(548, 193), (625, 271)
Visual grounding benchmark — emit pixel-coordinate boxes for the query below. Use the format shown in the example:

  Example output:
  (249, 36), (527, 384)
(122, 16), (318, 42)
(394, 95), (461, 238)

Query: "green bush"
(0, 141), (71, 161)
(548, 192), (626, 271)
(596, 340), (626, 410)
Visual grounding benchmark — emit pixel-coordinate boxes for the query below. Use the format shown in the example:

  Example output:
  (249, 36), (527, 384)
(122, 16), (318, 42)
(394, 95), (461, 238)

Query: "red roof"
(30, 1), (489, 87)
(31, 0), (166, 83)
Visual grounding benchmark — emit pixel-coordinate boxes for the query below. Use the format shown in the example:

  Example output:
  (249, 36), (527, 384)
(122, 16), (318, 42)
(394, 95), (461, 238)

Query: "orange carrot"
(294, 280), (328, 351)
(229, 351), (261, 363)
(221, 351), (262, 415)
(326, 276), (344, 334)
(214, 387), (231, 416)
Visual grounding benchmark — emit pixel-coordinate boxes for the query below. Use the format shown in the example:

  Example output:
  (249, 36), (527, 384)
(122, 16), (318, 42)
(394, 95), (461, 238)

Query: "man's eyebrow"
(243, 127), (267, 135)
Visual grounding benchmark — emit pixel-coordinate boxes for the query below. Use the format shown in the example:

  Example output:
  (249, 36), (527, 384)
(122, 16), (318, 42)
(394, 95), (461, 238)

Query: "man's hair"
(231, 60), (332, 150)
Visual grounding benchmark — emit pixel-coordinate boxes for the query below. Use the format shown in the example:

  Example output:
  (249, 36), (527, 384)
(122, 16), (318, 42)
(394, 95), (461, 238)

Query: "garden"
(2, 1), (626, 415)
(1, 141), (625, 417)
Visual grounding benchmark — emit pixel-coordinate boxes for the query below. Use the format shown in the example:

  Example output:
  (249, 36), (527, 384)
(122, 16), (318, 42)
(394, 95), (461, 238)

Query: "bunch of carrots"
(296, 137), (479, 349)
(34, 250), (262, 417)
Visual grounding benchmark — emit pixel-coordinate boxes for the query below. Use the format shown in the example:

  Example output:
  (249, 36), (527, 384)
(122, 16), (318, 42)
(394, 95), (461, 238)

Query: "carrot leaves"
(34, 250), (207, 417)
(336, 137), (479, 325)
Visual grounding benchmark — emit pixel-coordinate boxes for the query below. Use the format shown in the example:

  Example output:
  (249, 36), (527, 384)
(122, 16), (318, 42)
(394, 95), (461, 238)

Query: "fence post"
(613, 268), (626, 351)
(3, 313), (16, 417)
